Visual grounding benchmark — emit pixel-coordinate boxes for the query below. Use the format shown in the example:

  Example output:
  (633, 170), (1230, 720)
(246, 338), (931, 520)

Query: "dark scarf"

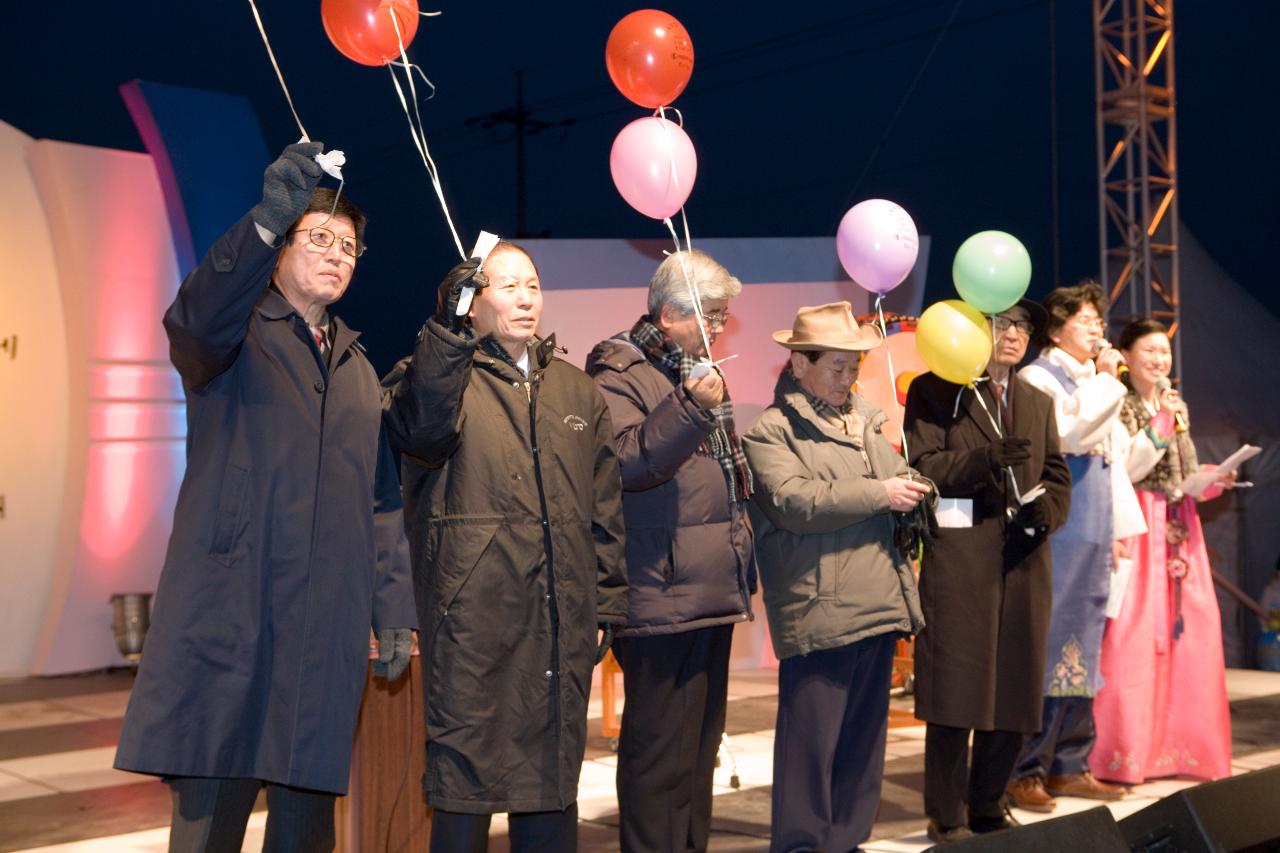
(629, 316), (753, 502)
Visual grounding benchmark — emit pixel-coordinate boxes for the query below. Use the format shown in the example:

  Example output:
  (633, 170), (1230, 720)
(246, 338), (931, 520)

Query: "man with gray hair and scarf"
(586, 250), (757, 852)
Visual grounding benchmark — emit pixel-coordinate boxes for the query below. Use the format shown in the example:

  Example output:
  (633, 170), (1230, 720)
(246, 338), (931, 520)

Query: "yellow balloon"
(915, 299), (992, 385)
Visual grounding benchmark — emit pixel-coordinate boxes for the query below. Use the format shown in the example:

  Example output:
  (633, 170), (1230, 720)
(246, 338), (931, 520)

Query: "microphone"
(1091, 339), (1128, 378)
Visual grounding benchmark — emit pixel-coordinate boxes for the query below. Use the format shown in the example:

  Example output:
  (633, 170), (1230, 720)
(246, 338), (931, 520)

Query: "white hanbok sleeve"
(1109, 419), (1148, 539)
(1020, 364), (1127, 454)
(1124, 424), (1166, 483)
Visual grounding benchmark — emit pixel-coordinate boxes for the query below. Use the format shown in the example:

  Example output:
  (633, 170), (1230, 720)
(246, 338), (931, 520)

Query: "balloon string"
(387, 8), (466, 260)
(969, 380), (1027, 499)
(663, 217), (714, 359)
(653, 106), (705, 354)
(387, 59), (438, 96)
(654, 106), (686, 200)
(315, 177), (345, 229)
(875, 294), (911, 470)
(245, 0), (309, 142)
(656, 105), (685, 127)
(679, 206), (693, 252)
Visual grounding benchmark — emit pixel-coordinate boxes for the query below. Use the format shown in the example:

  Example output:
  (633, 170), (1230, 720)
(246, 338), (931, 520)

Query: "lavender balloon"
(836, 199), (920, 294)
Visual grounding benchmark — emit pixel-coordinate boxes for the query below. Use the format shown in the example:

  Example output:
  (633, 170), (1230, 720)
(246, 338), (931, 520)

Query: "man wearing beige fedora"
(742, 301), (932, 852)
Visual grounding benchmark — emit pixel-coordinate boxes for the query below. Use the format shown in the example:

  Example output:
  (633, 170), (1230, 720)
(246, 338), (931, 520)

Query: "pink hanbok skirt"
(1089, 491), (1232, 784)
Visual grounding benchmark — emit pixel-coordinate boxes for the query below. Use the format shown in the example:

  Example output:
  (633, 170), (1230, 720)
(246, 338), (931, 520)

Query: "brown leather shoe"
(1005, 776), (1057, 813)
(1045, 771), (1126, 801)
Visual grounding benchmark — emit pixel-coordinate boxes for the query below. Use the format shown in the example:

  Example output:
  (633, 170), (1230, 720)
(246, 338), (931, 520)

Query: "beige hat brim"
(771, 326), (884, 352)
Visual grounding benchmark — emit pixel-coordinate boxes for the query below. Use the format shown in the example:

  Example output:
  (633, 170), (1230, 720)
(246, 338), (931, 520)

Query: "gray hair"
(647, 250), (742, 318)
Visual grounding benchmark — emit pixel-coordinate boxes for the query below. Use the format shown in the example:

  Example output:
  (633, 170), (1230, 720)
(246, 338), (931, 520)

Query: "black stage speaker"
(1120, 765), (1280, 853)
(923, 806), (1128, 852)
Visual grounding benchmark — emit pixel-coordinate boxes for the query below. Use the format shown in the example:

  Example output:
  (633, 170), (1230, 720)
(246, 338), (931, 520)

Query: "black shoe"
(969, 798), (1022, 834)
(927, 820), (976, 844)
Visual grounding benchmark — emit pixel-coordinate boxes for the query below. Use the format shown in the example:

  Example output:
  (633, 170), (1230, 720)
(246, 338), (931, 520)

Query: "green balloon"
(952, 231), (1032, 314)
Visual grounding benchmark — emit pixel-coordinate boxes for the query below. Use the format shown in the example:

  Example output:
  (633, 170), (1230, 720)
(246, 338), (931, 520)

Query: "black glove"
(894, 497), (939, 561)
(249, 142), (325, 236)
(434, 258), (489, 334)
(1013, 499), (1051, 534)
(595, 623), (615, 665)
(987, 436), (1031, 471)
(373, 627), (413, 682)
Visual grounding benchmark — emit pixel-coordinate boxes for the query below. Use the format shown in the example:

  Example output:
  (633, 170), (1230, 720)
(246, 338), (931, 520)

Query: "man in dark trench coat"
(114, 143), (416, 852)
(381, 243), (628, 852)
(903, 299), (1072, 843)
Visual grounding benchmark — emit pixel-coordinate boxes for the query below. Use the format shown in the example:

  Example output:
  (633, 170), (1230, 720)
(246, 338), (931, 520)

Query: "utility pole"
(466, 70), (575, 237)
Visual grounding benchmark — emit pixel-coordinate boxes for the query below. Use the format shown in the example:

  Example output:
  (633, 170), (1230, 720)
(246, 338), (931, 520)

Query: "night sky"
(3, 0), (1276, 374)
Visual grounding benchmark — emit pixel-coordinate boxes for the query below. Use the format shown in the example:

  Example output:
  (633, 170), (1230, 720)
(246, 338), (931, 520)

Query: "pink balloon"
(609, 116), (697, 220)
(836, 199), (920, 294)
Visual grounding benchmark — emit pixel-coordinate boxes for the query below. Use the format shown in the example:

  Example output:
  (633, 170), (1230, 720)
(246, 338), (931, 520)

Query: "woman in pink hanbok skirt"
(1090, 319), (1234, 784)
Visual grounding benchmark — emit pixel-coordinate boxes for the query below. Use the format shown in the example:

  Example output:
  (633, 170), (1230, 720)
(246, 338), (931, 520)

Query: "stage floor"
(2, 668), (1279, 852)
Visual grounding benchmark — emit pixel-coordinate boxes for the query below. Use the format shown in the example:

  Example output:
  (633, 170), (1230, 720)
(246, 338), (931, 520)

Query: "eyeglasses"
(1070, 314), (1106, 330)
(992, 316), (1034, 335)
(288, 226), (366, 258)
(700, 310), (730, 329)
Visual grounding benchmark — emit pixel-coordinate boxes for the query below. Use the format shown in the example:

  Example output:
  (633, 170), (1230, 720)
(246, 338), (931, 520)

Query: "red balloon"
(605, 9), (694, 109)
(322, 0), (420, 67)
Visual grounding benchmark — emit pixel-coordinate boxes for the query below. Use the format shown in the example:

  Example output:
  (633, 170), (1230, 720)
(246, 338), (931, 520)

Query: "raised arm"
(380, 261), (486, 464)
(593, 369), (716, 491)
(163, 143), (324, 390)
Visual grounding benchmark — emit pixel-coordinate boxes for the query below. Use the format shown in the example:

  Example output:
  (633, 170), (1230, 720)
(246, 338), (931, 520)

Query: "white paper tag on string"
(457, 230), (501, 317)
(314, 149), (345, 180)
(689, 354), (739, 378)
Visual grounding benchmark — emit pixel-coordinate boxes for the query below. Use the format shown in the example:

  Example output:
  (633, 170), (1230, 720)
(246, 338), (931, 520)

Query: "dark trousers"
(167, 777), (335, 853)
(923, 724), (1022, 828)
(612, 624), (734, 853)
(771, 633), (897, 853)
(429, 805), (579, 853)
(1013, 696), (1096, 780)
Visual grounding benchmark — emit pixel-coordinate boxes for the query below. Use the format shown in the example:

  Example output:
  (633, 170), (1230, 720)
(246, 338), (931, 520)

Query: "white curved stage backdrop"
(0, 121), (185, 675)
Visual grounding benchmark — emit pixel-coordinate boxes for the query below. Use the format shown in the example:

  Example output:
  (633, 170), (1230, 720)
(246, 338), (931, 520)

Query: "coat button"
(314, 380), (325, 393)
(544, 670), (553, 678)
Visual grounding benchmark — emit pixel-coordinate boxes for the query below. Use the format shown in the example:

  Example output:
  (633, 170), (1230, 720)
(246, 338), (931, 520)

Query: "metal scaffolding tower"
(1093, 0), (1180, 357)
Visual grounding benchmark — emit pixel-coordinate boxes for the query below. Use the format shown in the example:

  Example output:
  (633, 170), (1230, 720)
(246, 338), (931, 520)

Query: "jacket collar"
(255, 287), (363, 362)
(772, 369), (885, 448)
(256, 286), (296, 321)
(474, 333), (559, 379)
(585, 334), (646, 373)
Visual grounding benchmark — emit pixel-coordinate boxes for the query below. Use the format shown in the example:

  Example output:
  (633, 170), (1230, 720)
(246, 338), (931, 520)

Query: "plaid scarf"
(629, 316), (753, 502)
(788, 366), (870, 450)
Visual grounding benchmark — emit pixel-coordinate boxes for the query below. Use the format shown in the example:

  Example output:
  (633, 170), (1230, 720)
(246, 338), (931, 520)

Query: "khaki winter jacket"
(742, 369), (924, 660)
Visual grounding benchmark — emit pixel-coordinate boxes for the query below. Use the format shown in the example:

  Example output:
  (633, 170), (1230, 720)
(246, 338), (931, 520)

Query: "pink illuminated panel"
(25, 141), (186, 675)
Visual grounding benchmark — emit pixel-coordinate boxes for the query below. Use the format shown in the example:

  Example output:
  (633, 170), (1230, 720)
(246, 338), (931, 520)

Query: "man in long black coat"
(382, 244), (628, 851)
(903, 299), (1071, 842)
(114, 143), (416, 852)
